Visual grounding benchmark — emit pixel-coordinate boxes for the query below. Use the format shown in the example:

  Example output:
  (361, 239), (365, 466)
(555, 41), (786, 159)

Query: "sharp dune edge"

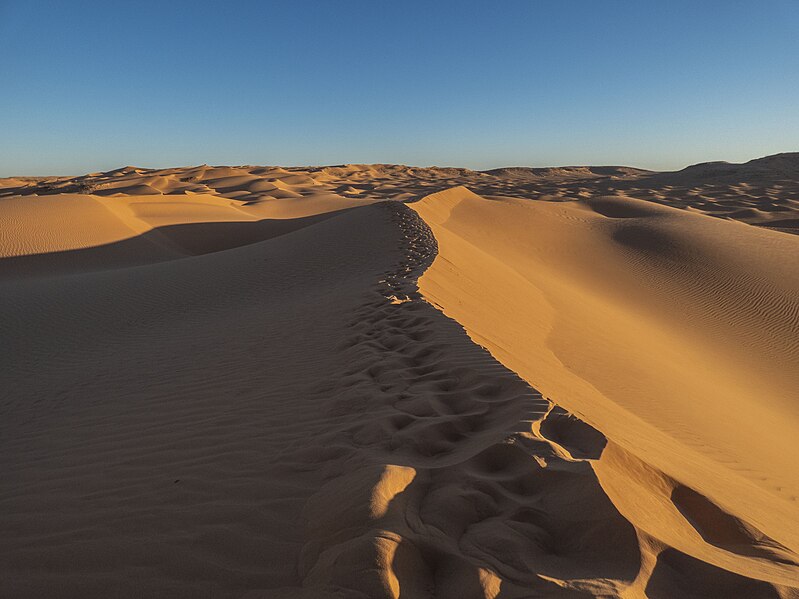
(1, 157), (798, 598)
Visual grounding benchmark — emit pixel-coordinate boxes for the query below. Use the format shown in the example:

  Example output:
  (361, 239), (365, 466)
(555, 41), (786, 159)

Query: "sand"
(1, 155), (798, 598)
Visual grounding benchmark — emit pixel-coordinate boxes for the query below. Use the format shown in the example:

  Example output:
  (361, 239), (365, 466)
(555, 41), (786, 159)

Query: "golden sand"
(2, 156), (798, 597)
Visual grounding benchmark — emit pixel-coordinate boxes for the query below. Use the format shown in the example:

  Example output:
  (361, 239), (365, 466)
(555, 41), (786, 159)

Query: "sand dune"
(1, 155), (798, 597)
(411, 186), (799, 592)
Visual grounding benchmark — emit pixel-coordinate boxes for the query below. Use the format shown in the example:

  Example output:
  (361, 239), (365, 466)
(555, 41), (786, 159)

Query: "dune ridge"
(1, 156), (798, 597)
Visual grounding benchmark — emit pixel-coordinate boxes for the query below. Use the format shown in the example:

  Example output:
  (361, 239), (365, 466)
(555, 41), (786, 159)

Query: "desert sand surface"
(1, 155), (798, 598)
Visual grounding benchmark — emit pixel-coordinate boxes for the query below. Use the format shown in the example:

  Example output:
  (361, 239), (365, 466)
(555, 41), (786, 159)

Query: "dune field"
(1, 154), (798, 598)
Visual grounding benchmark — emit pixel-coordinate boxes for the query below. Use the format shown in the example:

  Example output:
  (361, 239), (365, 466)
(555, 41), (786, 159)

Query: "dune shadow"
(0, 210), (350, 280)
(671, 485), (798, 565)
(645, 548), (782, 599)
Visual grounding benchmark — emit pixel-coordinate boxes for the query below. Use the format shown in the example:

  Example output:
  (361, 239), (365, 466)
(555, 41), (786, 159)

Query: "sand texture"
(1, 155), (798, 598)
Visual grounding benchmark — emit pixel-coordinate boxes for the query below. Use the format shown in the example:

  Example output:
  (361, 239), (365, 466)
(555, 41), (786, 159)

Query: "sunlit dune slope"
(411, 186), (799, 588)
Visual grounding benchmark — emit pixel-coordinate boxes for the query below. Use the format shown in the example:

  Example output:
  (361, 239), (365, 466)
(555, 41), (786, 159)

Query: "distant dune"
(1, 155), (798, 598)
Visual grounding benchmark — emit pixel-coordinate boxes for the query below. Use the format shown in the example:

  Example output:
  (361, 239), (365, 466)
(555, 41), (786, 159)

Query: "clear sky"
(1, 0), (797, 175)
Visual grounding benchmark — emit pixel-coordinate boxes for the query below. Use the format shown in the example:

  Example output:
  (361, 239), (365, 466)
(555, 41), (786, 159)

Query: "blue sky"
(1, 0), (797, 175)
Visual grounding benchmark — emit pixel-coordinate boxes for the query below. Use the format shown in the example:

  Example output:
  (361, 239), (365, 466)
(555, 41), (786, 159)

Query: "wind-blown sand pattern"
(1, 155), (798, 598)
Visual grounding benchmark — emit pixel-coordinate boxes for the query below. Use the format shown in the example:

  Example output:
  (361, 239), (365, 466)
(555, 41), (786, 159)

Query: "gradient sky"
(1, 0), (798, 175)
